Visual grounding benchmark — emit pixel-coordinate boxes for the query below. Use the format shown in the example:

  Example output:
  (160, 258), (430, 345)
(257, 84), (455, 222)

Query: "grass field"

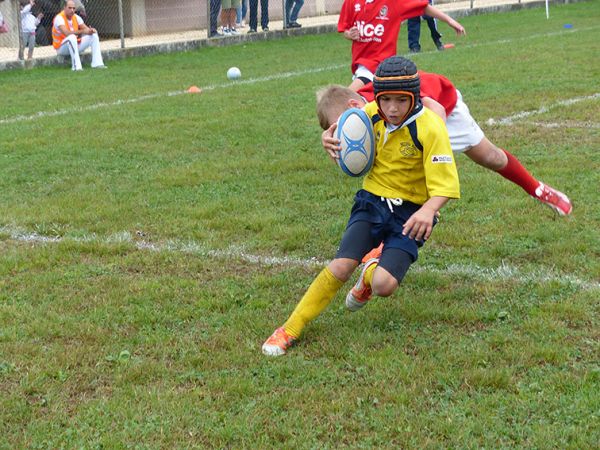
(1, 1), (599, 448)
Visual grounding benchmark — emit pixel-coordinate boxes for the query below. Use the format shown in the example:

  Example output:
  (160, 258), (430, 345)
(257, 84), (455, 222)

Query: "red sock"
(496, 149), (541, 196)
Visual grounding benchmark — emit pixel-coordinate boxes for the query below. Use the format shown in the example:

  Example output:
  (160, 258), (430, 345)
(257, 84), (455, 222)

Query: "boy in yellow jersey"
(262, 56), (460, 356)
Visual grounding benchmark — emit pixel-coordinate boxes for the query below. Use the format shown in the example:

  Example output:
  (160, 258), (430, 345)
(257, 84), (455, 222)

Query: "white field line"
(515, 120), (600, 129)
(487, 93), (600, 126)
(0, 64), (344, 126)
(2, 226), (599, 292)
(1, 25), (599, 126)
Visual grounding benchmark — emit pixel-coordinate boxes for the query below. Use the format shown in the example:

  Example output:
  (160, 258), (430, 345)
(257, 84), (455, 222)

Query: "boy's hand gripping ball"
(336, 108), (375, 177)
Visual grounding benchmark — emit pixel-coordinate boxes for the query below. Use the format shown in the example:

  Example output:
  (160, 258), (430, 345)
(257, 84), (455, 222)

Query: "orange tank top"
(52, 11), (80, 49)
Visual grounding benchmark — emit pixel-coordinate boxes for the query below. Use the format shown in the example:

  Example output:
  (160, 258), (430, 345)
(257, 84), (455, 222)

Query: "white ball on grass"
(227, 67), (241, 80)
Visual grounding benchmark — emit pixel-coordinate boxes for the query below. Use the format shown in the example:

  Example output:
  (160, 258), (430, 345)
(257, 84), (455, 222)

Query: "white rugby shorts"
(446, 90), (485, 153)
(353, 64), (374, 82)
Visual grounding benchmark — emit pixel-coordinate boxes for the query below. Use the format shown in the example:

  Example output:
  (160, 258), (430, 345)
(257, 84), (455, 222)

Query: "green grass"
(1, 1), (599, 448)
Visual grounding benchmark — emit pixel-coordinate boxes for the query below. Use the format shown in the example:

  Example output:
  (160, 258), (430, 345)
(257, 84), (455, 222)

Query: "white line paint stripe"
(487, 93), (600, 125)
(0, 65), (344, 126)
(497, 120), (600, 129)
(2, 226), (598, 291)
(1, 25), (599, 126)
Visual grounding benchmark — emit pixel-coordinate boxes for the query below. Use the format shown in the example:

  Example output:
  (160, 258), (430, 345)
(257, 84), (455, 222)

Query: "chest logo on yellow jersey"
(399, 142), (419, 157)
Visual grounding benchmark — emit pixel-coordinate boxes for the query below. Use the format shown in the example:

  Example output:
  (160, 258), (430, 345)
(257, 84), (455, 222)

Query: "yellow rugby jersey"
(363, 101), (460, 205)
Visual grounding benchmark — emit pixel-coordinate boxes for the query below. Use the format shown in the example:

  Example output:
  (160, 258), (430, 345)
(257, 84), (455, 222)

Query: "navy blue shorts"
(336, 189), (433, 263)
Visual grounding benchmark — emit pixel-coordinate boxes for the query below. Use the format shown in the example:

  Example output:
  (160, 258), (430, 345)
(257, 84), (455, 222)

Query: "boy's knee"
(328, 258), (359, 283)
(372, 283), (396, 298)
(371, 271), (398, 297)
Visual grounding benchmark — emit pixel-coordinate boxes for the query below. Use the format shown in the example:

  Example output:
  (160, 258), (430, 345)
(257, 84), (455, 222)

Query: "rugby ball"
(336, 108), (375, 177)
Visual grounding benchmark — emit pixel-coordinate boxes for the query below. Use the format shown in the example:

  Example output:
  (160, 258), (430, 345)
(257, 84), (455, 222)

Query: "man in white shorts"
(52, 0), (105, 71)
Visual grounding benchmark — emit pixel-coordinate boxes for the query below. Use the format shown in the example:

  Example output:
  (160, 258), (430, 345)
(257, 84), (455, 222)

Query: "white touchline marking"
(487, 93), (600, 126)
(1, 25), (599, 126)
(2, 226), (599, 291)
(515, 120), (600, 129)
(0, 65), (344, 126)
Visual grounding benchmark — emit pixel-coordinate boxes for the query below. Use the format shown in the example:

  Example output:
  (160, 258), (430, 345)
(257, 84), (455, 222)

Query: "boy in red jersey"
(338, 0), (466, 90)
(317, 74), (572, 216)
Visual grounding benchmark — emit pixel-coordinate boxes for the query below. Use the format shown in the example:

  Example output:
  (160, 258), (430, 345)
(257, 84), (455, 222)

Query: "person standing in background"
(407, 0), (444, 52)
(285, 0), (304, 28)
(20, 0), (44, 60)
(248, 0), (268, 33)
(209, 0), (223, 37)
(221, 0), (240, 35)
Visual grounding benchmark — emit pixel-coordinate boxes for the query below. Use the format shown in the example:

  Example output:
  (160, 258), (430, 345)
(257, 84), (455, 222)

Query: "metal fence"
(0, 0), (561, 65)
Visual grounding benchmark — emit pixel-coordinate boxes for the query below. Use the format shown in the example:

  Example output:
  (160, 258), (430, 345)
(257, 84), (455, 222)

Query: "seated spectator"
(52, 0), (106, 70)
(20, 0), (44, 60)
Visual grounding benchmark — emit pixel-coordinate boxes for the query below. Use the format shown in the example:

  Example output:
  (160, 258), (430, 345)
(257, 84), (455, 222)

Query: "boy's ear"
(348, 99), (362, 108)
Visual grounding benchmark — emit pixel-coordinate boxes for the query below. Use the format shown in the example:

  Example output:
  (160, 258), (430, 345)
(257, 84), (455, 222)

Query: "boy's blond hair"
(316, 85), (364, 130)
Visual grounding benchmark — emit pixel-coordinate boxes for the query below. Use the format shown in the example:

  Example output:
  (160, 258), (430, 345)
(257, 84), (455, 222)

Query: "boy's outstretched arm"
(403, 196), (450, 241)
(423, 6), (466, 36)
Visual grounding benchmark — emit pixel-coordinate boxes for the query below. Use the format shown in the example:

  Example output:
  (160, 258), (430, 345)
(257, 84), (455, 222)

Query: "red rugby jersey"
(338, 0), (428, 74)
(419, 71), (458, 117)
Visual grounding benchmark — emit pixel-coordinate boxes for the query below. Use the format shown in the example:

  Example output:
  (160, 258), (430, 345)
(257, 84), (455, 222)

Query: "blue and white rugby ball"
(336, 107), (375, 177)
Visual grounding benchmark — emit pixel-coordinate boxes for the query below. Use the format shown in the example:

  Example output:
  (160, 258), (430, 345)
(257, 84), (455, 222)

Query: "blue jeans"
(407, 15), (442, 50)
(285, 0), (304, 24)
(236, 0), (248, 23)
(249, 0), (269, 30)
(209, 0), (222, 35)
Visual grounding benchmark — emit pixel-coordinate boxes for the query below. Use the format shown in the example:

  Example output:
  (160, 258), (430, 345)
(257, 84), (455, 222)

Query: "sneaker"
(362, 243), (383, 263)
(288, 21), (302, 28)
(222, 27), (231, 35)
(262, 26), (269, 32)
(434, 40), (445, 51)
(534, 183), (573, 216)
(229, 28), (239, 35)
(346, 258), (378, 312)
(209, 31), (224, 38)
(247, 28), (257, 34)
(92, 65), (107, 69)
(262, 327), (296, 356)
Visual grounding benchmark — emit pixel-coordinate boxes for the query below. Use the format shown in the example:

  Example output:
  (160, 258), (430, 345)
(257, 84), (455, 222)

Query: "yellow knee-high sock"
(283, 267), (344, 338)
(363, 261), (376, 287)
